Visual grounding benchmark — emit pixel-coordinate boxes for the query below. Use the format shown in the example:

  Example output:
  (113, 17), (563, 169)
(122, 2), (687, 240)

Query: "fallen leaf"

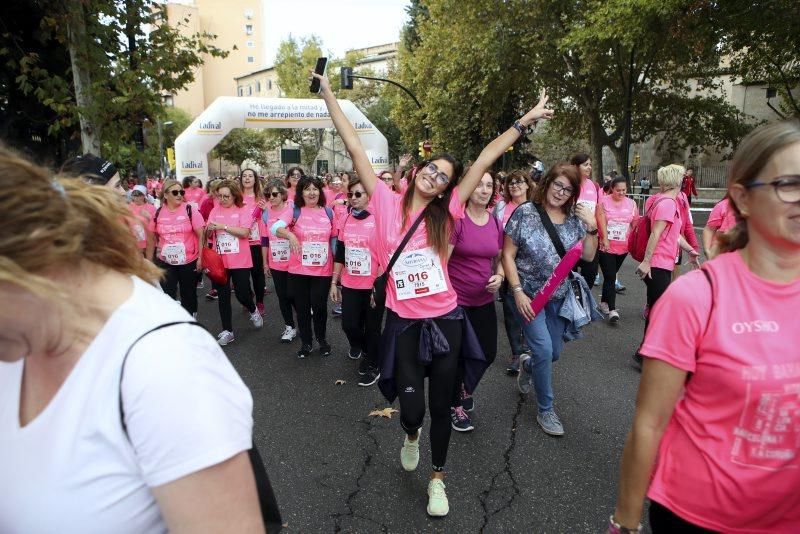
(335, 379), (346, 385)
(369, 407), (399, 418)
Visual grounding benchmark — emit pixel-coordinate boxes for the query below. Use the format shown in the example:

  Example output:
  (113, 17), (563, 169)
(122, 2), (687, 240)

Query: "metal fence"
(634, 164), (729, 188)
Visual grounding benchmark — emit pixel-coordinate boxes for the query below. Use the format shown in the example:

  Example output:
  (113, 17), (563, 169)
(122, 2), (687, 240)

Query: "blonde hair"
(718, 119), (800, 254)
(159, 179), (182, 202)
(0, 145), (160, 303)
(657, 164), (685, 190)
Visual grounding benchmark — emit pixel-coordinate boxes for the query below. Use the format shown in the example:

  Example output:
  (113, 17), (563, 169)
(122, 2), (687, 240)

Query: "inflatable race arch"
(174, 97), (389, 182)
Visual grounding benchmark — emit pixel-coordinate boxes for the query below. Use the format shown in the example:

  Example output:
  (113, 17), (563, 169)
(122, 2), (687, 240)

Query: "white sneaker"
(400, 429), (421, 472)
(249, 311), (263, 328)
(427, 479), (449, 517)
(598, 302), (610, 315)
(217, 330), (235, 346)
(609, 310), (620, 323)
(281, 325), (297, 342)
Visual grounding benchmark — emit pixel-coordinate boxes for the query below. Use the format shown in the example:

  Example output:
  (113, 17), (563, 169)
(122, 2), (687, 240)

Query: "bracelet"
(512, 120), (532, 137)
(511, 284), (524, 293)
(608, 515), (642, 534)
(587, 227), (598, 235)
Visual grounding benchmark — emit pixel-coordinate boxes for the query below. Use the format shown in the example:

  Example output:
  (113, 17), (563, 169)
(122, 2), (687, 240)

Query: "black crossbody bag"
(120, 322), (283, 533)
(533, 202), (584, 307)
(371, 208), (428, 309)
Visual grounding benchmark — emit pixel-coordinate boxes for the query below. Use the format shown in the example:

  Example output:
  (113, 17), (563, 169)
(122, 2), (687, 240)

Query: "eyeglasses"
(269, 191), (281, 198)
(347, 191), (364, 199)
(380, 176), (393, 182)
(218, 194), (232, 200)
(508, 179), (526, 187)
(422, 162), (450, 185)
(552, 182), (574, 196)
(290, 172), (302, 177)
(745, 175), (800, 203)
(169, 189), (185, 197)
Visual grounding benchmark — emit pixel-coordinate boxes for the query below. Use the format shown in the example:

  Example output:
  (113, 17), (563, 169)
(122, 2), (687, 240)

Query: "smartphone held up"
(309, 57), (328, 93)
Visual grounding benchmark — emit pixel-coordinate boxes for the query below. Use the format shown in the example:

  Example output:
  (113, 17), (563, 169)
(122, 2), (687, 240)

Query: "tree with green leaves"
(210, 129), (279, 173)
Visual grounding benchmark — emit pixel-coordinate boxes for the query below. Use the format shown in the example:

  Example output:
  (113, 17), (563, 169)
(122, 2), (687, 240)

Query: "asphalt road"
(197, 258), (666, 533)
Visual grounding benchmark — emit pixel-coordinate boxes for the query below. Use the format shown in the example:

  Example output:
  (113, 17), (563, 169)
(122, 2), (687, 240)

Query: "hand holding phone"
(309, 57), (328, 93)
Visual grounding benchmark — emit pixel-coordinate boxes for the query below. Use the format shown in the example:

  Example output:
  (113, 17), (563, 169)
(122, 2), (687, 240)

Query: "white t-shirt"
(0, 277), (253, 534)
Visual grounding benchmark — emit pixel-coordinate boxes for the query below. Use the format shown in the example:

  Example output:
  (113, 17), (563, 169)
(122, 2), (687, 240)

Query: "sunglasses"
(347, 191), (365, 199)
(269, 191), (281, 198)
(169, 189), (185, 197)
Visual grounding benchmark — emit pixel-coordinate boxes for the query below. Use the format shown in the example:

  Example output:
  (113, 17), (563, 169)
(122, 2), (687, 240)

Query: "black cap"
(60, 154), (118, 185)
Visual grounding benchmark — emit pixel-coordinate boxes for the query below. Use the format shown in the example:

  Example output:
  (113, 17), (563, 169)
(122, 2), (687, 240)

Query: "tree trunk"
(588, 118), (605, 183)
(66, 0), (101, 155)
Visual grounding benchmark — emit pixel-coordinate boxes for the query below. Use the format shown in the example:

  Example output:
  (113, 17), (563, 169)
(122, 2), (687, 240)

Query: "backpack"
(154, 203), (192, 226)
(627, 197), (666, 262)
(291, 205), (333, 226)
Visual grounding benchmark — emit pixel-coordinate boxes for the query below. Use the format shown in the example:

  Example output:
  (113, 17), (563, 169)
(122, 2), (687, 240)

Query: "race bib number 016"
(161, 242), (186, 265)
(270, 239), (290, 263)
(345, 247), (371, 276)
(301, 241), (328, 267)
(216, 231), (239, 255)
(391, 247), (447, 301)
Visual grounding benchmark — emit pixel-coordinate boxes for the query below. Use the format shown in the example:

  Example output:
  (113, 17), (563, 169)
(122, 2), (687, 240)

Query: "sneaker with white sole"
(280, 325), (297, 342)
(598, 302), (610, 315)
(536, 410), (565, 436)
(609, 310), (620, 323)
(357, 368), (380, 387)
(427, 479), (449, 517)
(249, 311), (263, 328)
(506, 353), (520, 375)
(400, 430), (421, 472)
(348, 348), (362, 360)
(615, 279), (626, 292)
(217, 330), (235, 346)
(517, 353), (532, 394)
(450, 406), (475, 432)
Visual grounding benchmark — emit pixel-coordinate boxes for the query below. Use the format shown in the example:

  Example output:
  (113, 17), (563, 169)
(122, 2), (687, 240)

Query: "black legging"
(643, 266), (672, 331)
(395, 315), (462, 471)
(158, 258), (199, 315)
(213, 268), (256, 332)
(287, 273), (331, 347)
(577, 251), (599, 289)
(598, 251), (627, 310)
(649, 500), (716, 533)
(341, 286), (384, 369)
(270, 268), (295, 328)
(249, 245), (266, 305)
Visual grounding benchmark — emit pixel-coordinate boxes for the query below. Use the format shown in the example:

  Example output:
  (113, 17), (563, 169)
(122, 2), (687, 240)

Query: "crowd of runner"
(1, 69), (797, 533)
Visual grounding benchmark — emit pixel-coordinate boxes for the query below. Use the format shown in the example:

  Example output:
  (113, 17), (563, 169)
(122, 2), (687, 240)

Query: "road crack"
(478, 393), (525, 532)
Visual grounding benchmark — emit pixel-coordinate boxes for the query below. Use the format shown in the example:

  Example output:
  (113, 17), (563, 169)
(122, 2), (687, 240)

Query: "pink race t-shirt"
(147, 204), (205, 265)
(371, 179), (465, 319)
(207, 205), (254, 270)
(282, 207), (335, 277)
(338, 212), (378, 290)
(707, 198), (737, 233)
(263, 204), (293, 271)
(128, 203), (155, 249)
(599, 195), (637, 255)
(647, 196), (682, 271)
(242, 193), (266, 246)
(576, 177), (600, 214)
(641, 251), (800, 532)
(500, 199), (524, 227)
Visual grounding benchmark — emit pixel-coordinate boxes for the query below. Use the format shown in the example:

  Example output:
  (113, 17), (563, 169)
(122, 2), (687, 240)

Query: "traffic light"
(340, 67), (353, 90)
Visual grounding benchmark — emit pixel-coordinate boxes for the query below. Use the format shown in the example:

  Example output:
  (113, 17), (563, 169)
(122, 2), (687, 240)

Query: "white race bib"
(301, 241), (328, 266)
(345, 247), (371, 276)
(132, 224), (146, 243)
(161, 242), (187, 265)
(607, 221), (628, 241)
(248, 221), (260, 242)
(577, 199), (597, 214)
(270, 239), (290, 263)
(391, 247), (447, 301)
(216, 231), (239, 255)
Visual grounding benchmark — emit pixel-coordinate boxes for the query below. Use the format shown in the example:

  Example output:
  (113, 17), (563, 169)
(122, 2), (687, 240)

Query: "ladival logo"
(197, 120), (222, 134)
(371, 155), (388, 165)
(182, 160), (204, 170)
(354, 122), (373, 130)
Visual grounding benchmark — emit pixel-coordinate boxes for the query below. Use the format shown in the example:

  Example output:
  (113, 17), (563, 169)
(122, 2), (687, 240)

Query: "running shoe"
(319, 341), (332, 357)
(517, 354), (532, 394)
(249, 311), (263, 328)
(459, 386), (474, 412)
(280, 325), (297, 343)
(427, 479), (449, 517)
(594, 273), (602, 286)
(256, 302), (265, 316)
(217, 330), (235, 346)
(348, 348), (362, 360)
(357, 368), (380, 387)
(450, 406), (475, 432)
(615, 279), (626, 293)
(609, 310), (620, 323)
(205, 289), (218, 300)
(536, 410), (565, 436)
(598, 301), (610, 315)
(332, 303), (342, 316)
(400, 430), (421, 471)
(358, 358), (370, 376)
(506, 353), (520, 375)
(297, 345), (312, 359)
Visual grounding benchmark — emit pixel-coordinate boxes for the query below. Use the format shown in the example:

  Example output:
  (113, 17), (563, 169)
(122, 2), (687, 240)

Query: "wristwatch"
(587, 227), (598, 235)
(512, 120), (532, 136)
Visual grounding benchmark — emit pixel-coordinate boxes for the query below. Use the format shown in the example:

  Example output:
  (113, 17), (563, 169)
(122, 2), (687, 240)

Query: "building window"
(268, 80), (272, 90)
(248, 86), (252, 96)
(245, 24), (253, 35)
(244, 9), (253, 19)
(247, 56), (254, 63)
(246, 40), (255, 48)
(256, 81), (261, 92)
(238, 87), (243, 97)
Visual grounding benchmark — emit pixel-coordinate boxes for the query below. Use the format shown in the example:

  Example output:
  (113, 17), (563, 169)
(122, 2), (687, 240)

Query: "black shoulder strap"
(533, 202), (567, 258)
(386, 208), (428, 274)
(153, 206), (162, 225)
(700, 266), (715, 337)
(186, 203), (192, 219)
(119, 321), (203, 437)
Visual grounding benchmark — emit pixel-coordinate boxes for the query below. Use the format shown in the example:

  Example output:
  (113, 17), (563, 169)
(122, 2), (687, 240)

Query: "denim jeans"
(503, 288), (529, 356)
(511, 297), (568, 413)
